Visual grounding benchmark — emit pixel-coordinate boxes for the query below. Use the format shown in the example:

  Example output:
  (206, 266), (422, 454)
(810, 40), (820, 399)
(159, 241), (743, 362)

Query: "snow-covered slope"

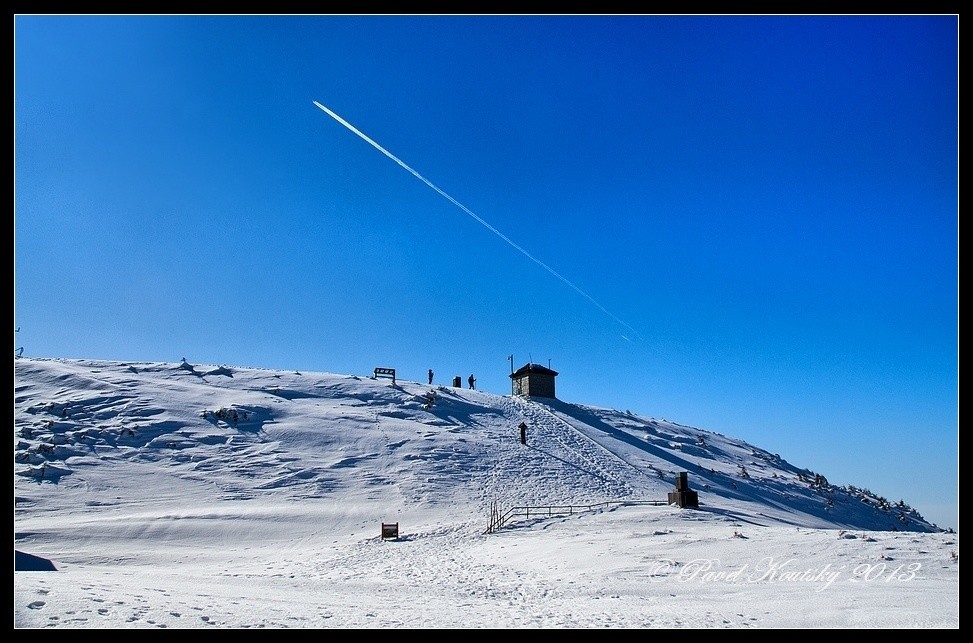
(13, 357), (938, 533)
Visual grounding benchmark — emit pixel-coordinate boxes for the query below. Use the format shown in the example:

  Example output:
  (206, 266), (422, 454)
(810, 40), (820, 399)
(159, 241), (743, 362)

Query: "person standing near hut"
(468, 374), (476, 390)
(519, 422), (527, 445)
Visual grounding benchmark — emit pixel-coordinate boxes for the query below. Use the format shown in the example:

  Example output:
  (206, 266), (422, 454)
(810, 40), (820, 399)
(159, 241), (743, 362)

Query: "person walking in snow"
(428, 369), (434, 385)
(468, 374), (476, 390)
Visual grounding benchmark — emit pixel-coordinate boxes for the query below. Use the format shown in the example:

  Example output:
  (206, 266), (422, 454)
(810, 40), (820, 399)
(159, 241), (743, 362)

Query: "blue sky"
(14, 15), (957, 530)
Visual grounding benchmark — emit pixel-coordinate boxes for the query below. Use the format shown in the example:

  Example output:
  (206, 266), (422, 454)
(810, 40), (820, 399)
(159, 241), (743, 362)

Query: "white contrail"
(313, 100), (642, 341)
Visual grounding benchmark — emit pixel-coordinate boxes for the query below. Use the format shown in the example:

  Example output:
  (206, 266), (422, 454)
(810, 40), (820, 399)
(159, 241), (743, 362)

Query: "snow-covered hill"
(13, 357), (959, 628)
(14, 357), (937, 533)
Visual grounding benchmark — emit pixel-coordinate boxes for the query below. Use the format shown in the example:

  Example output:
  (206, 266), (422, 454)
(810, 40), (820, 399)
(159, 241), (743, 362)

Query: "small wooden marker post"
(381, 522), (399, 540)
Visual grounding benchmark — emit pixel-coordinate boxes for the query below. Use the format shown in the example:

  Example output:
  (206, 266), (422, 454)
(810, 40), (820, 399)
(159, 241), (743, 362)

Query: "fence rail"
(486, 499), (668, 534)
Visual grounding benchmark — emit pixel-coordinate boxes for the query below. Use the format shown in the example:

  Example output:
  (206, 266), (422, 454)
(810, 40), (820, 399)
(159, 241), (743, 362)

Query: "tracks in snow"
(492, 396), (652, 504)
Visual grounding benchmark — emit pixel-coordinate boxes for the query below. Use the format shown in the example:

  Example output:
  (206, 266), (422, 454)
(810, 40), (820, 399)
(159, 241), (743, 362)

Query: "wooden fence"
(485, 499), (668, 534)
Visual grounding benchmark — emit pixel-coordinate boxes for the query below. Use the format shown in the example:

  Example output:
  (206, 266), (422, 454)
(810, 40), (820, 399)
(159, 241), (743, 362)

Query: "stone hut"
(509, 363), (558, 398)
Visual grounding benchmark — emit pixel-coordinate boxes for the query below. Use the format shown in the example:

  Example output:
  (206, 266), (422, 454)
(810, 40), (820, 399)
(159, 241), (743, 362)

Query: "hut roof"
(509, 363), (559, 378)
